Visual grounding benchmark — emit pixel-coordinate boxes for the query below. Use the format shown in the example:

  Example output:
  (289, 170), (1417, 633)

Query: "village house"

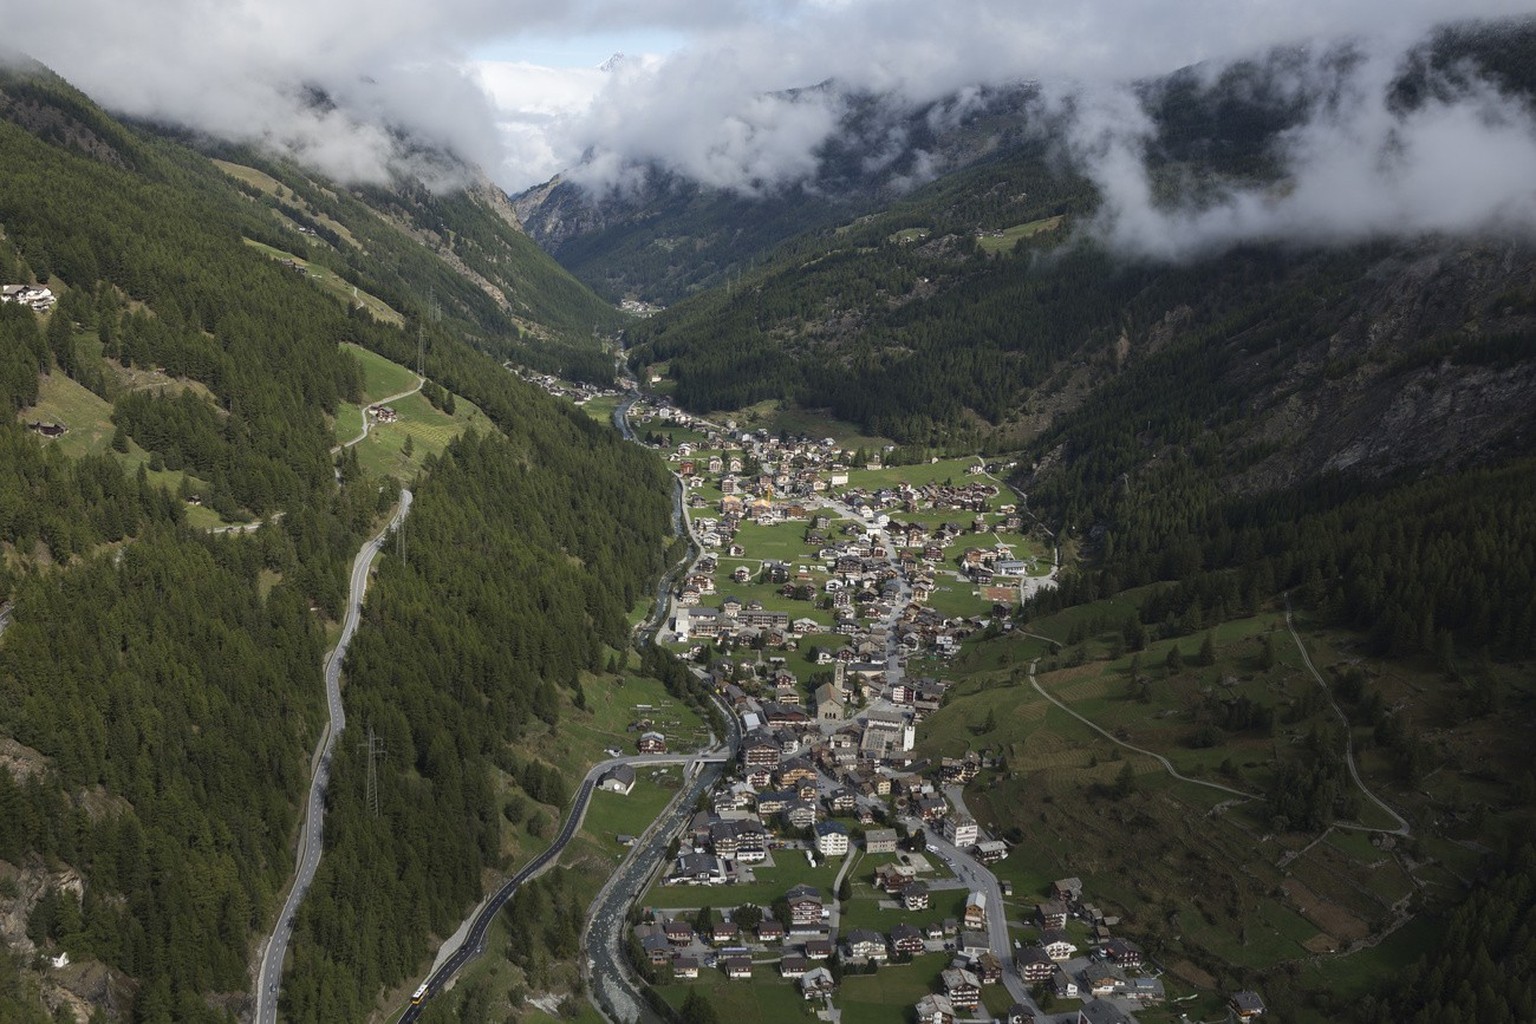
(864, 827), (898, 854)
(845, 928), (888, 961)
(778, 757), (818, 788)
(667, 852), (725, 886)
(598, 764), (636, 795)
(783, 799), (819, 830)
(639, 928), (672, 964)
(890, 922), (925, 956)
(671, 955), (699, 979)
(741, 733), (781, 769)
(662, 920), (695, 946)
(1103, 936), (1144, 969)
(902, 881), (931, 911)
(940, 967), (981, 1010)
(1052, 877), (1084, 903)
(944, 813), (980, 849)
(874, 862), (917, 893)
(0, 284), (56, 311)
(814, 821), (850, 857)
(800, 966), (836, 999)
(1036, 899), (1069, 929)
(963, 892), (987, 931)
(779, 955), (810, 979)
(638, 731), (667, 753)
(958, 931), (991, 959)
(1079, 1000), (1136, 1024)
(1229, 992), (1267, 1020)
(786, 884), (824, 927)
(1016, 946), (1055, 983)
(914, 993), (955, 1024)
(1040, 928), (1078, 961)
(1084, 961), (1128, 998)
(722, 956), (753, 979)
(971, 839), (1008, 864)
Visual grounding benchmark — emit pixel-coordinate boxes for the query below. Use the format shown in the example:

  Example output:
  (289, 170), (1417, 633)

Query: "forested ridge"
(283, 423), (670, 1022)
(622, 20), (1536, 450)
(0, 58), (672, 1024)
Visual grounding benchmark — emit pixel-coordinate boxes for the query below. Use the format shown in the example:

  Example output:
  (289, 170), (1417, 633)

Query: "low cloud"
(1065, 46), (1536, 257)
(8, 0), (1536, 255)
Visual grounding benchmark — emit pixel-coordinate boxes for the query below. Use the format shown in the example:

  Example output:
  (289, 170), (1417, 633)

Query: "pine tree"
(1198, 631), (1216, 667)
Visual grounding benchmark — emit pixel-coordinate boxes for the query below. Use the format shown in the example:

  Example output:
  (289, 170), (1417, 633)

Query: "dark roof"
(1078, 1000), (1135, 1024)
(1231, 992), (1267, 1012)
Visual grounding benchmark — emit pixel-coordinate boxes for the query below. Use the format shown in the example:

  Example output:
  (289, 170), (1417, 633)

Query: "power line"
(357, 722), (387, 818)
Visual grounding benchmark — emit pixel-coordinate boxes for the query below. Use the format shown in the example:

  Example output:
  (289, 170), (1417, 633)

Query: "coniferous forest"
(0, 59), (669, 1023)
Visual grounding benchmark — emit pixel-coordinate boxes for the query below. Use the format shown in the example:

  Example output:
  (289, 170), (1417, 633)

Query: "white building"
(814, 821), (850, 857)
(943, 813), (979, 848)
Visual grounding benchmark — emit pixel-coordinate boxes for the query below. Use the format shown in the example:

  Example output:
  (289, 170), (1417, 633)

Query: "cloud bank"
(8, 0), (1536, 252)
(1064, 46), (1536, 258)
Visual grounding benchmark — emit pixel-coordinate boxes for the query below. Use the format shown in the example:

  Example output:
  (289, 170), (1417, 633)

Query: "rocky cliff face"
(1228, 243), (1536, 492)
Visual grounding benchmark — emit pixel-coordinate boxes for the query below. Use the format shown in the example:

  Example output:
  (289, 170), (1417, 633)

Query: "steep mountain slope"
(0, 60), (670, 1024)
(196, 141), (625, 381)
(622, 20), (1536, 475)
(513, 83), (1045, 304)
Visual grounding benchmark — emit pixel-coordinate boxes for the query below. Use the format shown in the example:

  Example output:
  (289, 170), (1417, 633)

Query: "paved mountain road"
(253, 490), (412, 1024)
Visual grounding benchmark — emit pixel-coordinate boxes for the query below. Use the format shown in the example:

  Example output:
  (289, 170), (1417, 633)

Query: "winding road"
(400, 748), (732, 1023)
(1283, 597), (1412, 836)
(334, 377), (425, 453)
(253, 489), (413, 1024)
(1025, 658), (1258, 801)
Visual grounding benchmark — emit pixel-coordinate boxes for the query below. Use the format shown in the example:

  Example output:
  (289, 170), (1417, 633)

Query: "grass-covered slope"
(203, 142), (624, 381)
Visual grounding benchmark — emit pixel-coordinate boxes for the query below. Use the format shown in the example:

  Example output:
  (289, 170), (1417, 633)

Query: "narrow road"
(254, 489), (413, 1024)
(1283, 598), (1412, 837)
(1026, 658), (1257, 801)
(916, 822), (1045, 1014)
(405, 748), (737, 1022)
(332, 377), (425, 453)
(210, 511), (285, 536)
(582, 693), (740, 1024)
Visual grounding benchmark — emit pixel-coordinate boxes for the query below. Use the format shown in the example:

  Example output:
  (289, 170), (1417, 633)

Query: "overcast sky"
(9, 0), (1536, 249)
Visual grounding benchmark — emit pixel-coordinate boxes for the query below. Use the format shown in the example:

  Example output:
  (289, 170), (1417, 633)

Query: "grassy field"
(976, 215), (1066, 254)
(912, 586), (1535, 1015)
(351, 390), (489, 483)
(656, 970), (817, 1024)
(649, 854), (846, 910)
(726, 400), (895, 449)
(19, 369), (228, 522)
(243, 239), (403, 324)
(214, 160), (362, 249)
(553, 673), (707, 779)
(580, 771), (684, 858)
(332, 402), (364, 446)
(343, 342), (420, 403)
(578, 394), (621, 426)
(842, 457), (994, 495)
(834, 952), (947, 1024)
